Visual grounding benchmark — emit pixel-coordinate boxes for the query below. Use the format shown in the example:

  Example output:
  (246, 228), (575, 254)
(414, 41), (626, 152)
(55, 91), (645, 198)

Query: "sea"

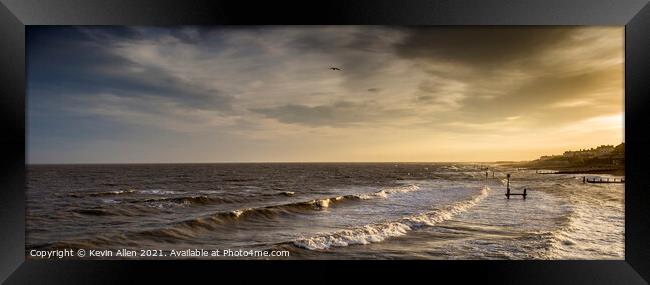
(26, 163), (624, 259)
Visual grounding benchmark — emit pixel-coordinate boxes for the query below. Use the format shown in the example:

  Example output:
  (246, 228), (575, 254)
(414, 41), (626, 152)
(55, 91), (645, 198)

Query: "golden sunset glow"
(28, 27), (623, 163)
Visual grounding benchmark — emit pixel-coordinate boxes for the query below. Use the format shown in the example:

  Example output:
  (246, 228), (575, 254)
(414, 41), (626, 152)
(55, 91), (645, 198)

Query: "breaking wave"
(127, 195), (237, 206)
(60, 184), (423, 244)
(165, 184), (421, 230)
(292, 186), (489, 250)
(67, 189), (136, 198)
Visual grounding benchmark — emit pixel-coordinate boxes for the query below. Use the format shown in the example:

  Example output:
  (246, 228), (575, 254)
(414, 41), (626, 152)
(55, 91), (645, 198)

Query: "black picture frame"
(1, 0), (649, 284)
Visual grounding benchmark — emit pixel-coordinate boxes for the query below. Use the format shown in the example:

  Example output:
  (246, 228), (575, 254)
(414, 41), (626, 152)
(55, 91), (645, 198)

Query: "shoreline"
(518, 166), (624, 176)
(553, 168), (624, 176)
(496, 162), (624, 176)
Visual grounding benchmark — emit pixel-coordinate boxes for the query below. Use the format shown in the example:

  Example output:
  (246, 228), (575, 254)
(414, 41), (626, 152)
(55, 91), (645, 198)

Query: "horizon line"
(26, 160), (526, 166)
(27, 142), (624, 166)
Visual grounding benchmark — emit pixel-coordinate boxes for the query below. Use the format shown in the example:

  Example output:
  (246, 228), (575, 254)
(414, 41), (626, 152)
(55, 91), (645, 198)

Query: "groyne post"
(504, 173), (527, 199)
(506, 173), (511, 199)
(523, 188), (527, 200)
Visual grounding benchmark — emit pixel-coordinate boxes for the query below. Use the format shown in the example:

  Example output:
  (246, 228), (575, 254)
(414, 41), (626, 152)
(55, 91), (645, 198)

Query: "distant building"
(562, 145), (614, 158)
(596, 145), (615, 153)
(532, 143), (624, 168)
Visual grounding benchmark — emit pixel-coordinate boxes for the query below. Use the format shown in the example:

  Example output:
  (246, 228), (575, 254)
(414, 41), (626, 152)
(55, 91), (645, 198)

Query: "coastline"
(496, 163), (624, 176)
(530, 167), (624, 176)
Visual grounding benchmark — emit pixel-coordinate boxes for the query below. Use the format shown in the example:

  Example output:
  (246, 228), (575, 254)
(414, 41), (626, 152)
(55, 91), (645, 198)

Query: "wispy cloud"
(27, 26), (624, 163)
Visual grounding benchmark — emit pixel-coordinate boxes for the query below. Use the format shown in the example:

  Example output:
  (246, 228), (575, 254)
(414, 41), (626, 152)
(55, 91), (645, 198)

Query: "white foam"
(355, 190), (387, 200)
(138, 189), (178, 195)
(231, 209), (248, 217)
(312, 196), (345, 208)
(354, 184), (420, 200)
(294, 186), (489, 250)
(383, 184), (421, 194)
(198, 190), (223, 194)
(315, 199), (331, 208)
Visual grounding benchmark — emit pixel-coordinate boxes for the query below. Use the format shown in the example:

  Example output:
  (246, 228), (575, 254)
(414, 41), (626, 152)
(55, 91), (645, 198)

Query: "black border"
(1, 0), (649, 284)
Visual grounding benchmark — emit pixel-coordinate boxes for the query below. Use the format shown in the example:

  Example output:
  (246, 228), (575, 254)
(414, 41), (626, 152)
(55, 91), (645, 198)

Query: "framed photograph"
(1, 0), (649, 283)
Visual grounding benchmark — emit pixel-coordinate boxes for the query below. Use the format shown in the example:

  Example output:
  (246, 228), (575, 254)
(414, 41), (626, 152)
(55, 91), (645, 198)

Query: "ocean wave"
(261, 191), (297, 198)
(354, 184), (420, 199)
(67, 188), (183, 198)
(138, 190), (295, 207)
(128, 195), (237, 206)
(217, 184), (420, 221)
(72, 208), (118, 216)
(292, 186), (489, 250)
(122, 199), (341, 241)
(137, 189), (180, 195)
(71, 204), (164, 217)
(67, 189), (136, 198)
(55, 183), (426, 244)
(114, 184), (423, 240)
(541, 195), (624, 259)
(173, 196), (352, 229)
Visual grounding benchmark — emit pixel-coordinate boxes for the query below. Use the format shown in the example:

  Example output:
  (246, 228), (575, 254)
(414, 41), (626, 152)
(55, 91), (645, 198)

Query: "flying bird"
(329, 67), (342, 71)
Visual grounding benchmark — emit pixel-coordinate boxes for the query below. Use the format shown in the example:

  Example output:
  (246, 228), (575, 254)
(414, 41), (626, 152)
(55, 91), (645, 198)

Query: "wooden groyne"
(505, 174), (527, 199)
(536, 170), (559, 174)
(558, 168), (623, 174)
(533, 168), (623, 175)
(583, 177), (625, 184)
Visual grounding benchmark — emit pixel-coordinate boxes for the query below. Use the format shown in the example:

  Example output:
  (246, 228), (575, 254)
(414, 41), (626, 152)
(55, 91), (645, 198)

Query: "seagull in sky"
(329, 67), (342, 71)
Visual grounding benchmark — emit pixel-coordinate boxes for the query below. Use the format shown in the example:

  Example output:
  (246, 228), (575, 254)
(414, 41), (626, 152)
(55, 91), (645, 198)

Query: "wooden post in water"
(523, 188), (527, 200)
(504, 173), (526, 199)
(506, 173), (511, 199)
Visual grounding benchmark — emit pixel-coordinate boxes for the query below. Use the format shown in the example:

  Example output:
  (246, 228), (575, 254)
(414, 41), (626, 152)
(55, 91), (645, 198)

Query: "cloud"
(29, 27), (235, 113)
(394, 27), (575, 70)
(39, 26), (621, 131)
(455, 64), (623, 123)
(27, 26), (624, 163)
(391, 27), (624, 128)
(251, 101), (408, 127)
(70, 92), (239, 133)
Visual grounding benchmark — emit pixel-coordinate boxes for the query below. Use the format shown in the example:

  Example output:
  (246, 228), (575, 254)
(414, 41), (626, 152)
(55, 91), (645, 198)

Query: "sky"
(27, 26), (624, 164)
